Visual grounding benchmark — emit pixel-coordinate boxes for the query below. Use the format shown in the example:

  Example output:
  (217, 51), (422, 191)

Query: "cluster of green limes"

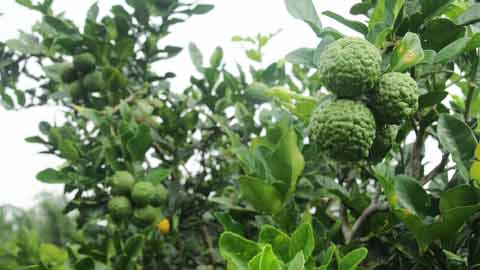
(61, 53), (105, 100)
(308, 37), (419, 163)
(106, 171), (168, 227)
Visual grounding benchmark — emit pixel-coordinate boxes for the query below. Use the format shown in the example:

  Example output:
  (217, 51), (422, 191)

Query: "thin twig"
(422, 153), (449, 185)
(346, 200), (388, 243)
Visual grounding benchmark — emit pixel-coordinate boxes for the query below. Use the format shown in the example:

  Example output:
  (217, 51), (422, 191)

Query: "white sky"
(0, 1), (442, 208)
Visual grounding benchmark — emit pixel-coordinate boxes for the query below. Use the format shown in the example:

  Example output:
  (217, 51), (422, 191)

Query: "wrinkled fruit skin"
(61, 65), (77, 83)
(131, 182), (156, 206)
(110, 171), (135, 196)
(151, 184), (168, 207)
(318, 37), (381, 98)
(108, 196), (132, 220)
(73, 53), (96, 74)
(82, 71), (104, 92)
(156, 218), (170, 235)
(133, 205), (159, 227)
(308, 99), (376, 162)
(369, 125), (397, 163)
(370, 72), (419, 124)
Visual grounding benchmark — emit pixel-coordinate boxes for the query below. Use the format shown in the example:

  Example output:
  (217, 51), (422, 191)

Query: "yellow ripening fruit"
(156, 218), (170, 235)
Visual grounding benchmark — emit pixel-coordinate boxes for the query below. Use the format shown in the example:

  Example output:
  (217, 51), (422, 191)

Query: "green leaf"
(210, 46), (223, 68)
(367, 22), (392, 48)
(36, 168), (67, 184)
(471, 161), (480, 183)
(86, 2), (99, 22)
(246, 49), (262, 62)
(322, 11), (368, 34)
(125, 234), (144, 259)
(127, 124), (153, 161)
(259, 225), (291, 262)
(39, 243), (68, 266)
(248, 245), (284, 270)
(287, 252), (305, 270)
(189, 42), (204, 72)
(284, 0), (322, 35)
(338, 248), (368, 270)
(59, 139), (80, 161)
(456, 4), (480, 26)
(439, 185), (480, 212)
(320, 245), (336, 268)
(239, 176), (284, 214)
(266, 119), (305, 194)
(44, 16), (78, 35)
(6, 32), (43, 54)
(285, 48), (315, 66)
(144, 167), (171, 184)
(421, 18), (465, 51)
(437, 114), (477, 179)
(289, 223), (315, 260)
(192, 4), (214, 14)
(390, 32), (425, 72)
(435, 34), (480, 63)
(420, 0), (455, 20)
(219, 232), (261, 270)
(215, 212), (245, 235)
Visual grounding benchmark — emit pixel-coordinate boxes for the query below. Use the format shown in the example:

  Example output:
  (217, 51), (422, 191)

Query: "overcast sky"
(1, 1), (441, 208)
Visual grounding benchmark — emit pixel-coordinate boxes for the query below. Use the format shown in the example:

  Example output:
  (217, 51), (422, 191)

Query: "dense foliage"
(2, 0), (480, 269)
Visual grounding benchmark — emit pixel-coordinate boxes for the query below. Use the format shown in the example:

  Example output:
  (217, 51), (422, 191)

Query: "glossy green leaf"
(144, 167), (171, 184)
(289, 223), (315, 260)
(239, 176), (284, 214)
(421, 18), (465, 51)
(259, 225), (291, 262)
(210, 46), (224, 68)
(420, 0), (455, 19)
(248, 245), (283, 270)
(36, 168), (67, 184)
(339, 248), (368, 270)
(390, 32), (425, 72)
(127, 124), (153, 161)
(285, 48), (315, 66)
(189, 42), (204, 72)
(219, 232), (261, 270)
(322, 11), (368, 34)
(287, 252), (305, 270)
(435, 34), (480, 63)
(39, 243), (68, 266)
(6, 32), (43, 54)
(215, 212), (245, 235)
(456, 3), (480, 26)
(437, 114), (477, 179)
(284, 0), (322, 35)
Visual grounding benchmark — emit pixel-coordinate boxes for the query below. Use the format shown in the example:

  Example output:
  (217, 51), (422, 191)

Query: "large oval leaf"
(437, 114), (477, 180)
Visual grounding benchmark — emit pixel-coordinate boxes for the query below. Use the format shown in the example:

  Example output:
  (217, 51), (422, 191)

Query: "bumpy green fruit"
(108, 196), (132, 220)
(133, 205), (159, 226)
(109, 171), (135, 196)
(131, 182), (156, 206)
(370, 72), (419, 124)
(82, 71), (105, 92)
(61, 64), (77, 83)
(73, 53), (96, 73)
(151, 184), (168, 207)
(308, 99), (376, 162)
(369, 125), (398, 163)
(318, 37), (381, 98)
